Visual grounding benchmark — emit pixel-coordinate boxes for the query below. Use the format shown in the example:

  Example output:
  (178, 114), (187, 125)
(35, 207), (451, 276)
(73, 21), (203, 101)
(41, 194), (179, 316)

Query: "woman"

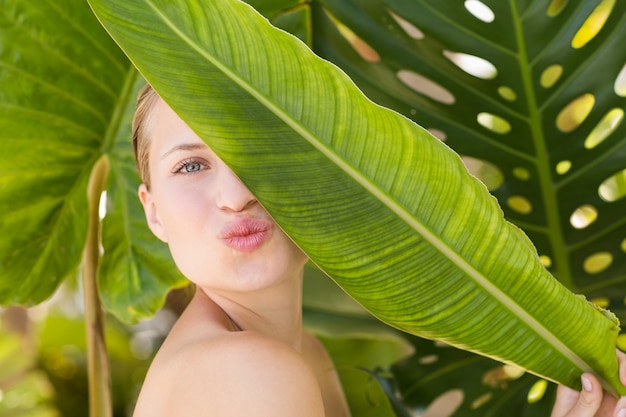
(131, 84), (349, 417)
(130, 84), (626, 417)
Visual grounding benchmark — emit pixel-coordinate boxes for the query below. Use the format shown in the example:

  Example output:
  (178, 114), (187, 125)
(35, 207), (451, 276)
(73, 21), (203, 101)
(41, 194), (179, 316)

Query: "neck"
(199, 269), (305, 351)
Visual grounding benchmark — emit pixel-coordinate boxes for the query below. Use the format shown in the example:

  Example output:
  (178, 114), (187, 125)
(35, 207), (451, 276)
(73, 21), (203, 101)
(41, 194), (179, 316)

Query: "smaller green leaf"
(99, 75), (186, 323)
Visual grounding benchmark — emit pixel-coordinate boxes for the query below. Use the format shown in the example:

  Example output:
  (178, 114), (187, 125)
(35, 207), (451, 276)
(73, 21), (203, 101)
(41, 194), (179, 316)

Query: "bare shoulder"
(133, 332), (326, 417)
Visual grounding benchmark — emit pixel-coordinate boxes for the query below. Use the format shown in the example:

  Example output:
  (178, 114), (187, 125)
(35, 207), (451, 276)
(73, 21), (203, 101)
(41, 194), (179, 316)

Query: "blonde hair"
(132, 84), (160, 188)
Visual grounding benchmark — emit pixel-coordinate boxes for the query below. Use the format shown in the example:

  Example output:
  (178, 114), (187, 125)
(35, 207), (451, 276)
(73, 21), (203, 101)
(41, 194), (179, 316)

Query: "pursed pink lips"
(219, 218), (273, 253)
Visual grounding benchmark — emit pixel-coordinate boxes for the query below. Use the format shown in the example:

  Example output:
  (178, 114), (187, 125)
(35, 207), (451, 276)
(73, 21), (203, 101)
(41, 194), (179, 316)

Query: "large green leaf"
(0, 0), (107, 303)
(0, 0), (185, 321)
(87, 0), (625, 393)
(309, 0), (626, 316)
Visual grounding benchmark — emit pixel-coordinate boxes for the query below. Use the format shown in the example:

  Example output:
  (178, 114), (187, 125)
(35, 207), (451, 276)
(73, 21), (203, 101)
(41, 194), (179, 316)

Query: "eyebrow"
(160, 143), (208, 160)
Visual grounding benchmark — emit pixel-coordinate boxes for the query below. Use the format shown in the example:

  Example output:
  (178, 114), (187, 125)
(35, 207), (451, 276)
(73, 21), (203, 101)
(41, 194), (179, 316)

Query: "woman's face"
(138, 99), (308, 293)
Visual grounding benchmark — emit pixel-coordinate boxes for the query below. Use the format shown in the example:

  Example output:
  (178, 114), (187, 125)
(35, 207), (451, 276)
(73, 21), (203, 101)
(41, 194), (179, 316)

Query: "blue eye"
(173, 158), (208, 174)
(184, 162), (202, 173)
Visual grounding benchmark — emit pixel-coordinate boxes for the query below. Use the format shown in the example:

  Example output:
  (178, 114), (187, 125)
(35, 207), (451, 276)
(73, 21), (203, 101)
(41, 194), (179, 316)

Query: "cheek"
(154, 188), (215, 250)
(164, 217), (218, 282)
(169, 247), (208, 281)
(156, 183), (210, 226)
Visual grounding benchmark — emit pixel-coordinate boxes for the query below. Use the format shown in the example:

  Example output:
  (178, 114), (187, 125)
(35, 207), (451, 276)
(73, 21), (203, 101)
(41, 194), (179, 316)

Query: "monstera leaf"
(88, 0), (625, 394)
(390, 336), (556, 416)
(310, 0), (626, 317)
(302, 1), (626, 413)
(0, 0), (185, 321)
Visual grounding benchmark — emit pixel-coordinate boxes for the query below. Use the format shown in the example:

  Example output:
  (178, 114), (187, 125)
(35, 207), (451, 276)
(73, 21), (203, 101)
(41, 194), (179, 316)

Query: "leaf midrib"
(509, 0), (572, 288)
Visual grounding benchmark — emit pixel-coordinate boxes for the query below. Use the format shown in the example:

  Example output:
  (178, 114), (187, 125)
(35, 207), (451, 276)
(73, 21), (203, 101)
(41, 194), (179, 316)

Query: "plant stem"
(82, 155), (112, 417)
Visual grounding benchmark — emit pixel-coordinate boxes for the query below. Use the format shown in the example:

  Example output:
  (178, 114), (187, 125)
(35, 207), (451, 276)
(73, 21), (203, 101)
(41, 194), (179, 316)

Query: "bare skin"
(133, 290), (348, 417)
(132, 98), (350, 416)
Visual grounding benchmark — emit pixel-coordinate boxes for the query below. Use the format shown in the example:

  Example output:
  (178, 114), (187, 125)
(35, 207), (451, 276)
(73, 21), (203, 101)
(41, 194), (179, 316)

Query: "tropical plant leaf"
(99, 75), (187, 322)
(0, 0), (118, 303)
(391, 336), (556, 417)
(87, 0), (625, 394)
(309, 0), (626, 318)
(0, 0), (185, 322)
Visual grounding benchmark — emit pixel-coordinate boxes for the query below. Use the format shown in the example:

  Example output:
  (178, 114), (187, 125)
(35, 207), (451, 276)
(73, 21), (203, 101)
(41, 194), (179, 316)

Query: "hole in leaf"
(461, 156), (503, 191)
(428, 128), (447, 141)
(570, 204), (598, 229)
(513, 167), (530, 180)
(498, 86), (517, 101)
(590, 297), (610, 308)
(507, 196), (532, 214)
(333, 18), (380, 62)
(547, 0), (569, 16)
(388, 11), (424, 39)
(443, 51), (497, 79)
(539, 255), (552, 268)
(528, 380), (548, 403)
(556, 93), (595, 133)
(422, 389), (464, 417)
(419, 354), (438, 365)
(540, 64), (563, 88)
(464, 0), (495, 23)
(585, 108), (624, 149)
(599, 168), (626, 202)
(615, 63), (626, 97)
(483, 365), (524, 387)
(477, 112), (511, 134)
(571, 0), (615, 49)
(503, 365), (526, 379)
(471, 392), (492, 409)
(397, 70), (455, 104)
(583, 252), (613, 274)
(622, 238), (626, 252)
(556, 160), (572, 175)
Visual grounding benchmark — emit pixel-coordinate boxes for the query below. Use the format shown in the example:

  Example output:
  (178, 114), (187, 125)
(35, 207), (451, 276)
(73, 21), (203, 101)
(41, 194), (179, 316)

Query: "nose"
(215, 165), (257, 212)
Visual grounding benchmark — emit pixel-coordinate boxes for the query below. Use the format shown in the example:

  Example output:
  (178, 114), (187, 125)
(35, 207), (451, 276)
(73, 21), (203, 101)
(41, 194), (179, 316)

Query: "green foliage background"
(1, 0), (625, 416)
